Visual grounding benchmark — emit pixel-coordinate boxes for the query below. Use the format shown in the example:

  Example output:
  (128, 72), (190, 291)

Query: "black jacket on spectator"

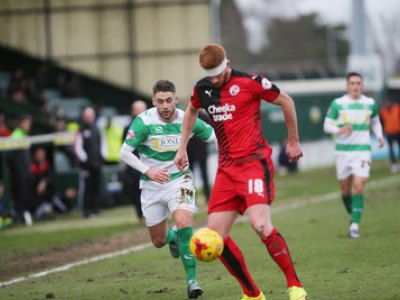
(75, 120), (105, 218)
(78, 123), (104, 170)
(6, 148), (32, 216)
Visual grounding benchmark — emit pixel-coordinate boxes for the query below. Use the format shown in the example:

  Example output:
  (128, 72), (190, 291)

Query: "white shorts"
(141, 173), (197, 227)
(335, 153), (371, 180)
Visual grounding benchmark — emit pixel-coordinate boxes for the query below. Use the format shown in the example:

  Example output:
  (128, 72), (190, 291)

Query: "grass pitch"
(1, 161), (399, 299)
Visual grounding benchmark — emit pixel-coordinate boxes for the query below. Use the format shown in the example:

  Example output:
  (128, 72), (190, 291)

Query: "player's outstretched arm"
(272, 91), (303, 162)
(175, 101), (199, 172)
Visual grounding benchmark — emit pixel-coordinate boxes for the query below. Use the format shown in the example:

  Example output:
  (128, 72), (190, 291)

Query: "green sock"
(342, 194), (352, 214)
(351, 194), (364, 224)
(163, 228), (177, 246)
(177, 226), (197, 282)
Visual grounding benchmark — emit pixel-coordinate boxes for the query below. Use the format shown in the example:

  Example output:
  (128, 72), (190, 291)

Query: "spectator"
(0, 181), (12, 228)
(103, 116), (123, 165)
(8, 68), (29, 103)
(187, 110), (212, 201)
(65, 75), (82, 97)
(54, 118), (78, 167)
(379, 98), (400, 173)
(30, 147), (55, 218)
(66, 118), (80, 133)
(0, 111), (11, 137)
(6, 115), (34, 226)
(56, 73), (68, 97)
(57, 74), (82, 98)
(36, 64), (57, 90)
(278, 138), (298, 174)
(75, 107), (107, 218)
(0, 161), (13, 228)
(57, 187), (77, 213)
(0, 111), (11, 229)
(120, 100), (147, 222)
(34, 89), (48, 108)
(31, 147), (68, 218)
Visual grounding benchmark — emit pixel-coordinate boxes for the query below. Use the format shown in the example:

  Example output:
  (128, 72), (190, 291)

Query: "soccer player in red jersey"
(175, 44), (307, 300)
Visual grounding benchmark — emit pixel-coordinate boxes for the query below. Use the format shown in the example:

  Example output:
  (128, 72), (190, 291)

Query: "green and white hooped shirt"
(123, 107), (214, 189)
(325, 94), (379, 154)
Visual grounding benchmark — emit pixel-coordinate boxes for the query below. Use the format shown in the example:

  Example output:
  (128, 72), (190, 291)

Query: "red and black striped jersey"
(191, 69), (280, 167)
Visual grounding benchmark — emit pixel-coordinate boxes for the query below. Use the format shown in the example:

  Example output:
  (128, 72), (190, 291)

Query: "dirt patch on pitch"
(0, 230), (145, 282)
(0, 218), (208, 282)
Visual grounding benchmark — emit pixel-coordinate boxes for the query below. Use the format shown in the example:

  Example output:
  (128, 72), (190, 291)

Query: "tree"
(220, 1), (349, 79)
(368, 11), (400, 76)
(263, 14), (348, 78)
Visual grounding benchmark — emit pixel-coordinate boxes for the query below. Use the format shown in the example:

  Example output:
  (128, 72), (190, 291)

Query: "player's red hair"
(199, 44), (226, 70)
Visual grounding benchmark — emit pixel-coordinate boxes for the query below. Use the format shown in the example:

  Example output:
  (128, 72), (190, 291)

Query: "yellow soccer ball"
(189, 228), (224, 262)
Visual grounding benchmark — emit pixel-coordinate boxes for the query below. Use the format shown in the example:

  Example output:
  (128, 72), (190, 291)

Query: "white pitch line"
(0, 243), (152, 287)
(1, 174), (398, 288)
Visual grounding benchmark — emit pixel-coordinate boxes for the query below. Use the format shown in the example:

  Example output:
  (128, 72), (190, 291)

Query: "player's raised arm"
(272, 91), (303, 162)
(174, 101), (199, 172)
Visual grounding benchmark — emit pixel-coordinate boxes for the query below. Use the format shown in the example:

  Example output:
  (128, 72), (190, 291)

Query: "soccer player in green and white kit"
(324, 72), (384, 238)
(120, 80), (215, 298)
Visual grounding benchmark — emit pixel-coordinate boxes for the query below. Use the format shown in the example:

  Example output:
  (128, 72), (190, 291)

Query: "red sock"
(261, 228), (302, 288)
(219, 236), (260, 297)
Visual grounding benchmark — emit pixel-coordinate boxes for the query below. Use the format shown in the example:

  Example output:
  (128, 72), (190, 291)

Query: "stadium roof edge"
(273, 78), (346, 95)
(273, 77), (400, 95)
(387, 78), (400, 89)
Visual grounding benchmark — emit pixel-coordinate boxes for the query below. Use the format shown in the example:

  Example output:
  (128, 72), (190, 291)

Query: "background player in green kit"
(324, 72), (384, 238)
(119, 80), (215, 299)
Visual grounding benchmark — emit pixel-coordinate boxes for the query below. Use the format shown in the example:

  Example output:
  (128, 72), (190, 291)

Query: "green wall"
(261, 92), (342, 143)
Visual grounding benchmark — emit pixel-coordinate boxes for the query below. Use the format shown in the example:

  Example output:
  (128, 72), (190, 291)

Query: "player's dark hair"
(346, 72), (363, 82)
(153, 80), (176, 95)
